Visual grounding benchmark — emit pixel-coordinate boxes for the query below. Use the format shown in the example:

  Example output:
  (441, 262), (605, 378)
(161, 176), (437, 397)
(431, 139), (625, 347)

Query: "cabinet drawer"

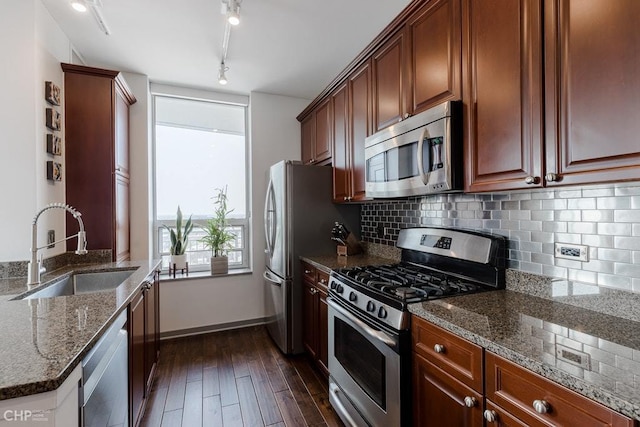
(301, 261), (316, 283)
(316, 270), (330, 291)
(486, 352), (635, 427)
(411, 315), (483, 392)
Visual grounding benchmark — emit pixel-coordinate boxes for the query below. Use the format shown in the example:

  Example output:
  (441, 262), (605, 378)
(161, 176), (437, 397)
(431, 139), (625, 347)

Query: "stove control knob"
(366, 301), (376, 312)
(336, 284), (344, 294)
(378, 307), (388, 319)
(348, 292), (357, 302)
(330, 281), (336, 290)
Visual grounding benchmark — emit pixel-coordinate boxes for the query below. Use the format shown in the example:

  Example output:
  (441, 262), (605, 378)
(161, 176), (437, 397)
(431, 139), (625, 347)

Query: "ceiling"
(40, 0), (412, 100)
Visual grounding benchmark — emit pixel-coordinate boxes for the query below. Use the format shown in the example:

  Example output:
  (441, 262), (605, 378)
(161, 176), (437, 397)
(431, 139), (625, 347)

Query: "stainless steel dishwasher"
(80, 310), (128, 427)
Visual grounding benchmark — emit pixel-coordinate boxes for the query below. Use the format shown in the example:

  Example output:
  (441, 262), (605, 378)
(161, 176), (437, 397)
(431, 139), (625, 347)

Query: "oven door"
(327, 297), (401, 427)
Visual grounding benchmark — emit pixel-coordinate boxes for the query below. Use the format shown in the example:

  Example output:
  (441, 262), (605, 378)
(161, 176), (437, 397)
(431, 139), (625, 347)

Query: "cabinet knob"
(304, 270), (312, 274)
(433, 344), (445, 354)
(532, 399), (550, 414)
(483, 410), (498, 423)
(545, 173), (559, 182)
(524, 176), (540, 185)
(343, 196), (348, 201)
(463, 396), (477, 408)
(319, 278), (327, 285)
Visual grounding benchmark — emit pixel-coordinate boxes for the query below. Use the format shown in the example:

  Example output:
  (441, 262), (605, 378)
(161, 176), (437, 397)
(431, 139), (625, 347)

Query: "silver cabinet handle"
(524, 176), (540, 184)
(304, 269), (312, 274)
(484, 410), (498, 423)
(464, 396), (477, 408)
(319, 278), (327, 285)
(545, 173), (558, 182)
(533, 399), (550, 414)
(434, 344), (445, 354)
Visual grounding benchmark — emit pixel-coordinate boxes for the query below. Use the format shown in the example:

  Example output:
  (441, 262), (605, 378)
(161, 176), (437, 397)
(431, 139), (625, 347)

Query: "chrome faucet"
(28, 203), (88, 286)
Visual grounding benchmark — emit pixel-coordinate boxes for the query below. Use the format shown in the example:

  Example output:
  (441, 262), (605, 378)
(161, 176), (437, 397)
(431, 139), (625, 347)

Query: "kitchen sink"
(15, 269), (135, 300)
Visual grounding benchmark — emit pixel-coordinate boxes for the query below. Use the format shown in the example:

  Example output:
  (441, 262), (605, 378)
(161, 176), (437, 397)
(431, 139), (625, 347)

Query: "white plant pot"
(170, 254), (187, 270)
(211, 256), (228, 275)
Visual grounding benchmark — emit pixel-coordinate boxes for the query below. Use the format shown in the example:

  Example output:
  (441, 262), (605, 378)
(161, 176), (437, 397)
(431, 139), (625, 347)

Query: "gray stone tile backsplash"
(361, 183), (640, 293)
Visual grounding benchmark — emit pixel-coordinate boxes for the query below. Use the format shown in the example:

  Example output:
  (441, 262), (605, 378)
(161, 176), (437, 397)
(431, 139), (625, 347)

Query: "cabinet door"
(413, 354), (483, 427)
(463, 0), (544, 192)
(408, 0), (462, 115)
(544, 0), (640, 186)
(114, 173), (130, 262)
(302, 279), (318, 359)
(129, 291), (145, 427)
(317, 287), (329, 377)
(332, 83), (350, 203)
(349, 61), (372, 201)
(301, 114), (315, 165)
(314, 98), (332, 163)
(373, 30), (408, 132)
(144, 280), (157, 392)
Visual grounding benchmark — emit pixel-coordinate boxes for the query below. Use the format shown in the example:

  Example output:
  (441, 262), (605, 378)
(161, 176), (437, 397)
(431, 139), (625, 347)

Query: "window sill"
(158, 267), (253, 283)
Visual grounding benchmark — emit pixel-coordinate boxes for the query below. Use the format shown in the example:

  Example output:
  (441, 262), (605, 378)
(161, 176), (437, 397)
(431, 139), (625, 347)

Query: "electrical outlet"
(554, 243), (588, 262)
(47, 230), (55, 249)
(376, 223), (384, 238)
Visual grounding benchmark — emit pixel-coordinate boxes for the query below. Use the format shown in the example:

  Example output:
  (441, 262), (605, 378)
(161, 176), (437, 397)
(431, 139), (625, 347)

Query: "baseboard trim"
(160, 317), (268, 340)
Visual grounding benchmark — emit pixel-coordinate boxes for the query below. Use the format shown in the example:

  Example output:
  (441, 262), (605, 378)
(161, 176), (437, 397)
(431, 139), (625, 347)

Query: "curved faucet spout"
(28, 203), (88, 286)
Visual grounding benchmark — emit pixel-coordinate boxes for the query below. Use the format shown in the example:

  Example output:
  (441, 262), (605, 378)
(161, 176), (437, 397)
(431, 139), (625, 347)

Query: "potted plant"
(164, 206), (193, 271)
(200, 187), (235, 275)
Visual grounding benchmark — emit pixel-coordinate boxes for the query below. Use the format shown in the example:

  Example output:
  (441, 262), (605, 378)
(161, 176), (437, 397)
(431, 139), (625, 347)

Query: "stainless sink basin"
(16, 270), (135, 300)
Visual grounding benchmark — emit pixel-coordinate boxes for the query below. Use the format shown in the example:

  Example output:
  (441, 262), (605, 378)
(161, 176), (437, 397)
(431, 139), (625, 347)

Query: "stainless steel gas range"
(327, 227), (506, 427)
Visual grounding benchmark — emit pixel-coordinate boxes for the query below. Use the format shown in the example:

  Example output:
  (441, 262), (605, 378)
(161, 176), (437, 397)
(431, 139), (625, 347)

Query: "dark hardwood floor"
(140, 326), (345, 427)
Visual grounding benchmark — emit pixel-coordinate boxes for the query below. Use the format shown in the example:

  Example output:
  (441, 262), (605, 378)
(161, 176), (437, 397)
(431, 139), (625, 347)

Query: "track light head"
(225, 0), (241, 26)
(71, 0), (87, 12)
(218, 62), (229, 85)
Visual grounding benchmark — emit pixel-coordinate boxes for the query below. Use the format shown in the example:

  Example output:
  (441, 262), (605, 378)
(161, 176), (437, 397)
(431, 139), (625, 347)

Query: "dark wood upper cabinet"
(408, 0), (462, 115)
(348, 61), (372, 202)
(301, 114), (315, 165)
(543, 0), (640, 186)
(314, 98), (332, 163)
(332, 83), (349, 203)
(62, 63), (136, 261)
(463, 0), (544, 192)
(372, 29), (409, 132)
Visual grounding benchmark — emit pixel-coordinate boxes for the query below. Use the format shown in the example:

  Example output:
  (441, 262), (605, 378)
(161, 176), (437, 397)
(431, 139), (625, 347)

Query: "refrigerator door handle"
(263, 269), (284, 287)
(264, 179), (276, 257)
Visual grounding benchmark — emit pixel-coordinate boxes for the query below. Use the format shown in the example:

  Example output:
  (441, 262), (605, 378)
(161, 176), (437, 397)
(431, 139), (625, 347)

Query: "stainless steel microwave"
(364, 100), (462, 198)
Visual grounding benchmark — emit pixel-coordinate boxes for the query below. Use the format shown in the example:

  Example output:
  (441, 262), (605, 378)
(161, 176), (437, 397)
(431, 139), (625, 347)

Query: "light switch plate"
(554, 242), (588, 262)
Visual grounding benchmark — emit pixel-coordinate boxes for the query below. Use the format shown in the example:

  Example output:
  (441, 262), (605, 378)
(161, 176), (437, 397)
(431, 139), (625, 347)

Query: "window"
(153, 94), (249, 271)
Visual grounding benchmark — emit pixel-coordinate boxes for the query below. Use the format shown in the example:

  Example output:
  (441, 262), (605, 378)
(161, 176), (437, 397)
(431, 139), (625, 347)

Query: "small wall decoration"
(45, 108), (61, 131)
(46, 134), (62, 155)
(46, 161), (62, 181)
(45, 81), (61, 105)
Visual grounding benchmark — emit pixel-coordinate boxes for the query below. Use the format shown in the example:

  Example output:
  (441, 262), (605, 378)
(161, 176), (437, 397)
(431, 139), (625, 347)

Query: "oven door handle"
(328, 298), (398, 350)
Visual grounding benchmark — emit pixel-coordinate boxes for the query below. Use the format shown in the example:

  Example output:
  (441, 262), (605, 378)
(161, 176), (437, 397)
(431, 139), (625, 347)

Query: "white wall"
(0, 1), (72, 261)
(160, 92), (309, 334)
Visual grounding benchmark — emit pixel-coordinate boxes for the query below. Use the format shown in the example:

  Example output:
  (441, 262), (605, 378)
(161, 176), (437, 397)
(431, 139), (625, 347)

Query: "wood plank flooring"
(141, 326), (345, 427)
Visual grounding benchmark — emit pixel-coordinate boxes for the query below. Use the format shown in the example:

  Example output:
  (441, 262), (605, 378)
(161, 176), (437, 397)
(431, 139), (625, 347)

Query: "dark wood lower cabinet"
(129, 272), (160, 427)
(413, 353), (484, 427)
(301, 261), (329, 377)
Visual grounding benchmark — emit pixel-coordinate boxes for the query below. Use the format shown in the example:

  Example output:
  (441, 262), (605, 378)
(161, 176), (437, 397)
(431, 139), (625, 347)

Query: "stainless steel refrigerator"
(263, 160), (360, 354)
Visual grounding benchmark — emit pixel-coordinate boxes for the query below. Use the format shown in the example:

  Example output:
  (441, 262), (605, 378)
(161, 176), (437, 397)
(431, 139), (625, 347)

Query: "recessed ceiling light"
(71, 0), (87, 12)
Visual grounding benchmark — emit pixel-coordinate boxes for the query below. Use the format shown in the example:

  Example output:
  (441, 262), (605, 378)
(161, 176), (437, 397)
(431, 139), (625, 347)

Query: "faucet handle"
(38, 253), (46, 274)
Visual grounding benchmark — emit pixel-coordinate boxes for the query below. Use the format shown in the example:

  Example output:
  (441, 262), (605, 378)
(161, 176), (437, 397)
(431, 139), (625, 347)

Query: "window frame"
(150, 89), (251, 273)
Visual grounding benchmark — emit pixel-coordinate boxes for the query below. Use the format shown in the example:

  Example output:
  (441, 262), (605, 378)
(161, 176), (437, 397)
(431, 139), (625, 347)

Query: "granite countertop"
(409, 290), (640, 421)
(301, 253), (399, 274)
(0, 259), (161, 400)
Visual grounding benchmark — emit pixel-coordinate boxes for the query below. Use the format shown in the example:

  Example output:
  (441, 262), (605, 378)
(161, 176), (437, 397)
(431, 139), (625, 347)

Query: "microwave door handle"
(416, 128), (431, 185)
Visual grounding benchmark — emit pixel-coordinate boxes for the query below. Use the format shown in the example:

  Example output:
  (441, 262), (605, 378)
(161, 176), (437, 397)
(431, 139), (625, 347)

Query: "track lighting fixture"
(224, 0), (241, 26)
(70, 0), (87, 12)
(218, 62), (229, 85)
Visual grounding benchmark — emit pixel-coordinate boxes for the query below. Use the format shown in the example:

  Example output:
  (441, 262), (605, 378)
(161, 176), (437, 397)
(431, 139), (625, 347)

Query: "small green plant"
(164, 206), (193, 255)
(201, 187), (235, 257)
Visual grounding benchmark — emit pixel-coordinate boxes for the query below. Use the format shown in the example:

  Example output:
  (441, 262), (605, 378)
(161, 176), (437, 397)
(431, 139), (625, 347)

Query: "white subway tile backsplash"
(360, 183), (640, 293)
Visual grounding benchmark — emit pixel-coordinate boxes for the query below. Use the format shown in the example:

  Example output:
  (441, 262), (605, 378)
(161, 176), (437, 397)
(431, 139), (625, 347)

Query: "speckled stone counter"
(0, 259), (161, 400)
(409, 290), (640, 420)
(301, 253), (398, 274)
